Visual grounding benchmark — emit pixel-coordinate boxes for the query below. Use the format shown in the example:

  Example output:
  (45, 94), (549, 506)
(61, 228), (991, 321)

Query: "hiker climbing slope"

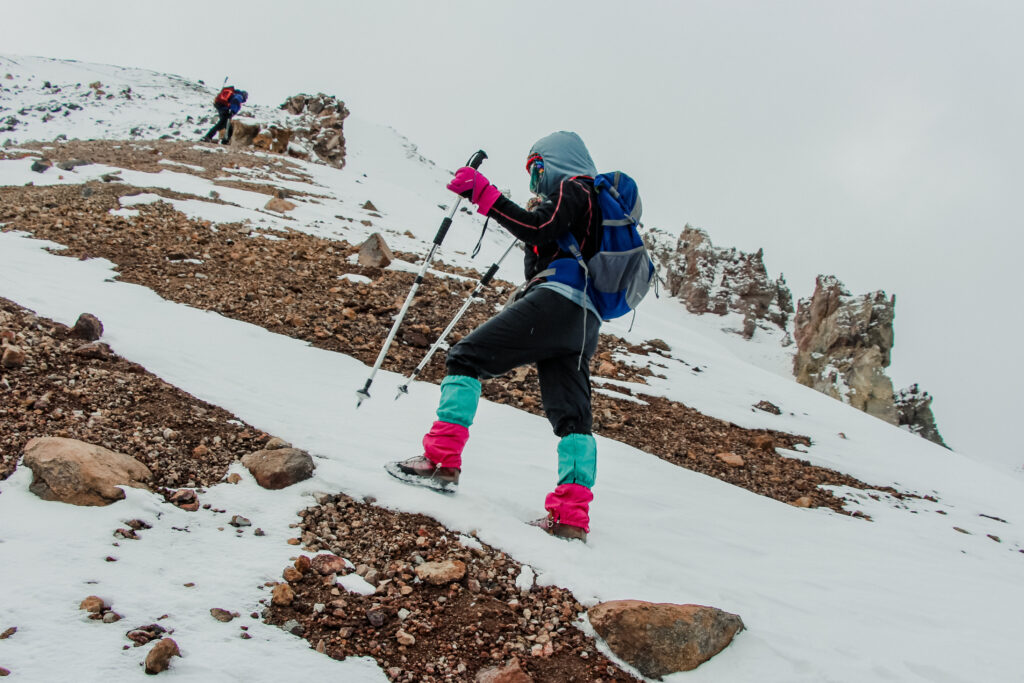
(201, 85), (248, 144)
(388, 131), (606, 542)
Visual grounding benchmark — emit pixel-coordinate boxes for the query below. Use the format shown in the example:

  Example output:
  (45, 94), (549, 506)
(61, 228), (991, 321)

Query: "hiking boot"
(384, 455), (460, 493)
(529, 513), (587, 542)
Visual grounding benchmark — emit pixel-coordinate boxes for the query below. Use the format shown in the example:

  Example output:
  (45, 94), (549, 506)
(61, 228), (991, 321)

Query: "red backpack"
(214, 87), (235, 107)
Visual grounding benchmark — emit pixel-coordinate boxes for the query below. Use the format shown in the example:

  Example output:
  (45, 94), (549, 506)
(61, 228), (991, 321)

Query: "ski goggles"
(526, 154), (544, 194)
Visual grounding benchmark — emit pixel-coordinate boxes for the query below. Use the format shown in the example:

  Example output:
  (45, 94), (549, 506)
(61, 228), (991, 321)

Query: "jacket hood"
(528, 131), (596, 197)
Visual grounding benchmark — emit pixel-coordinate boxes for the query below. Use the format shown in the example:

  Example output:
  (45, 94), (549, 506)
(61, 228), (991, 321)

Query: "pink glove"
(447, 166), (501, 215)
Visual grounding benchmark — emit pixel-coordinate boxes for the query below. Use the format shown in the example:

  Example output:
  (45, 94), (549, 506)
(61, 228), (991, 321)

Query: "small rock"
(265, 197), (296, 213)
(229, 515), (251, 527)
(1, 345), (25, 369)
(80, 596), (106, 613)
(241, 448), (315, 490)
(415, 559), (466, 585)
(283, 567), (303, 582)
(295, 555), (312, 574)
(397, 608), (410, 621)
(0, 667), (9, 677)
(311, 554), (347, 576)
(226, 473), (242, 484)
(31, 159), (52, 173)
(357, 233), (393, 268)
(0, 627), (15, 639)
(316, 638), (326, 653)
(254, 528), (265, 536)
(263, 437), (291, 450)
(282, 619), (304, 635)
(72, 342), (111, 360)
(480, 657), (536, 680)
(144, 637), (180, 674)
(210, 608), (234, 623)
(70, 313), (104, 341)
(367, 610), (386, 628)
(102, 611), (122, 624)
(395, 629), (416, 646)
(792, 496), (813, 508)
(271, 583), (295, 607)
(715, 452), (745, 468)
(753, 400), (782, 415)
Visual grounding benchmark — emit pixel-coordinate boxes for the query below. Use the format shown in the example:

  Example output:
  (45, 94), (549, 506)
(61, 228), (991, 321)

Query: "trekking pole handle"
(434, 150), (488, 246)
(467, 149), (488, 170)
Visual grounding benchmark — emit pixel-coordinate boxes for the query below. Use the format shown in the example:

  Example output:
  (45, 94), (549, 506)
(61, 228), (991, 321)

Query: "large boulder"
(22, 437), (153, 506)
(646, 225), (793, 339)
(793, 275), (899, 424)
(588, 600), (744, 679)
(241, 447), (314, 489)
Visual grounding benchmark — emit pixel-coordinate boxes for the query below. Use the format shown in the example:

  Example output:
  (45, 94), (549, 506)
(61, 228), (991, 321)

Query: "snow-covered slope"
(2, 55), (1024, 682)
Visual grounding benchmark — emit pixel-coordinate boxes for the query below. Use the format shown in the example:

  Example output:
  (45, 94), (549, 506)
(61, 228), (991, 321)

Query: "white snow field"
(2, 55), (1024, 682)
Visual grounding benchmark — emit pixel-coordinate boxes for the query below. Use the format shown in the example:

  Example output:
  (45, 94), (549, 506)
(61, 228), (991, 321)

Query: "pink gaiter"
(422, 420), (469, 469)
(544, 483), (594, 532)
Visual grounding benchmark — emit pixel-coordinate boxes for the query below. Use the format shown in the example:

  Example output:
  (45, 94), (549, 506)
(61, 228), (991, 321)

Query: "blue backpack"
(548, 171), (655, 320)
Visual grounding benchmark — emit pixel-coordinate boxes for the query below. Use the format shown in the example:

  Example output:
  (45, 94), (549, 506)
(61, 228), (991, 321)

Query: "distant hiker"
(388, 131), (603, 542)
(200, 85), (247, 144)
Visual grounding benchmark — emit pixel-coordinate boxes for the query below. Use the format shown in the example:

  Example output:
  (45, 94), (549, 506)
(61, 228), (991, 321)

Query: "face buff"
(527, 153), (545, 195)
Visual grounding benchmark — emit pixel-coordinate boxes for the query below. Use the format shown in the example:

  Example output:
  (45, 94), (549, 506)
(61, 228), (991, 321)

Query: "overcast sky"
(4, 1), (1022, 469)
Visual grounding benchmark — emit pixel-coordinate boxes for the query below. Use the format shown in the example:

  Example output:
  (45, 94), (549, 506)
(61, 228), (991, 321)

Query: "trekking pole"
(355, 150), (488, 407)
(396, 238), (519, 399)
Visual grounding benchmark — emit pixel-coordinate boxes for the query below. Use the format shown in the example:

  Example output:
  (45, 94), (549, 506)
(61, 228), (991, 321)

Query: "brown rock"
(1, 345), (25, 369)
(0, 627), (16, 639)
(395, 629), (415, 646)
(589, 600), (744, 678)
(70, 313), (104, 341)
(144, 637), (180, 674)
(311, 554), (348, 576)
(80, 595), (106, 613)
(72, 342), (112, 359)
(210, 608), (234, 622)
(23, 437), (152, 506)
(414, 560), (466, 585)
(792, 496), (813, 508)
(752, 434), (776, 451)
(272, 583), (295, 607)
(265, 197), (297, 213)
(475, 657), (533, 682)
(241, 447), (314, 489)
(357, 233), (393, 268)
(597, 361), (617, 377)
(295, 555), (312, 574)
(263, 437), (291, 450)
(226, 473), (242, 484)
(283, 567), (303, 582)
(715, 452), (745, 468)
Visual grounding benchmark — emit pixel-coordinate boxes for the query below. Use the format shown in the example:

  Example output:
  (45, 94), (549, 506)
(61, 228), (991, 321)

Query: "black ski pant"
(204, 104), (233, 142)
(446, 287), (600, 437)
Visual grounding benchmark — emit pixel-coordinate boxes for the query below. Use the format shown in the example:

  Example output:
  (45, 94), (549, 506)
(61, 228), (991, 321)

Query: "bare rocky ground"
(0, 140), (912, 680)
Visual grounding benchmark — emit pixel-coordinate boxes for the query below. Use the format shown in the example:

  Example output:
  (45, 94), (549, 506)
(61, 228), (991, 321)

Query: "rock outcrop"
(278, 93), (349, 168)
(793, 276), (898, 424)
(588, 600), (744, 678)
(224, 92), (348, 168)
(646, 225), (793, 339)
(895, 384), (949, 448)
(22, 437), (153, 506)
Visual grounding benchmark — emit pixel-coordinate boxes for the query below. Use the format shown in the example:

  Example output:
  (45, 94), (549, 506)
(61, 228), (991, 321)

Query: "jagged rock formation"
(793, 276), (898, 424)
(278, 93), (349, 167)
(895, 384), (949, 448)
(646, 225), (793, 339)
